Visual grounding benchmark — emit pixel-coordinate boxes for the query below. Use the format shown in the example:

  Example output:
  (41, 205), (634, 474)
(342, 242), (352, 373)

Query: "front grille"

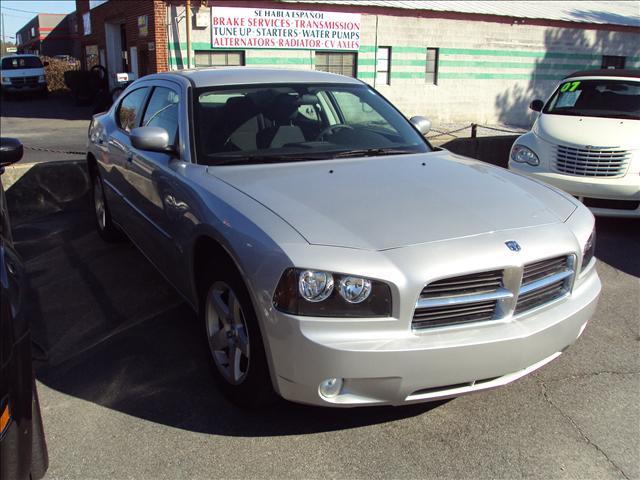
(515, 255), (574, 315)
(583, 197), (640, 211)
(412, 256), (576, 330)
(9, 76), (39, 85)
(555, 145), (630, 177)
(412, 270), (507, 330)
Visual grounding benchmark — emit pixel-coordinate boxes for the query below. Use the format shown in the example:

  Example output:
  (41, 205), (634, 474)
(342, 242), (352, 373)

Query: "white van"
(509, 70), (639, 218)
(0, 54), (48, 96)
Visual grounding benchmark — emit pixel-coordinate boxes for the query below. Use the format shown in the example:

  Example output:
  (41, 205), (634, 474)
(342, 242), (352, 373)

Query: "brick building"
(74, 0), (640, 125)
(16, 13), (79, 57)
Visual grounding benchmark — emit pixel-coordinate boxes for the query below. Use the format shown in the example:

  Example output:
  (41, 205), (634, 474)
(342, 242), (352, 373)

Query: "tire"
(200, 258), (276, 408)
(91, 170), (122, 242)
(30, 382), (49, 480)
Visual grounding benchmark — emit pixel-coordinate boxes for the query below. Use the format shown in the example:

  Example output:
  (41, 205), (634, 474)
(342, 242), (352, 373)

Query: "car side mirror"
(130, 127), (173, 153)
(43, 61), (50, 67)
(410, 116), (431, 135)
(0, 138), (24, 172)
(529, 100), (544, 112)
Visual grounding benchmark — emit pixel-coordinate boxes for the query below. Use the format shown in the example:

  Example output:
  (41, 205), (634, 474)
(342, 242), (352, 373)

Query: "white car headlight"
(274, 269), (392, 317)
(511, 145), (540, 166)
(1, 77), (10, 85)
(338, 276), (372, 303)
(298, 270), (334, 302)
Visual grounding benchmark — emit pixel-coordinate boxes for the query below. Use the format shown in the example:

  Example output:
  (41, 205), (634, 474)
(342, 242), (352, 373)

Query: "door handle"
(126, 153), (133, 162)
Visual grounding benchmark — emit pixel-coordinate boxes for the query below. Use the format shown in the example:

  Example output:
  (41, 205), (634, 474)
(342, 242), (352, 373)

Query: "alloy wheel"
(205, 281), (251, 385)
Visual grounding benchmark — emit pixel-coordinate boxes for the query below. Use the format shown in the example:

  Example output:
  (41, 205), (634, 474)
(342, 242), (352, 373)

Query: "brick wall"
(75, 0), (167, 76)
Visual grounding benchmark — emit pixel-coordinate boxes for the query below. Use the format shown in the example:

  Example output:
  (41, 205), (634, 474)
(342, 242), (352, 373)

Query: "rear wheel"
(91, 171), (122, 242)
(200, 260), (276, 408)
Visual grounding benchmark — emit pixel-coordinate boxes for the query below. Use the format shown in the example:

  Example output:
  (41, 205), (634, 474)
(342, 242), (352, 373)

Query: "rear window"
(1, 56), (43, 69)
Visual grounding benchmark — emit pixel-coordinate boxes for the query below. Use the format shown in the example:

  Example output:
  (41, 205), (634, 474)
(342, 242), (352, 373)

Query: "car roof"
(145, 67), (363, 88)
(564, 69), (640, 80)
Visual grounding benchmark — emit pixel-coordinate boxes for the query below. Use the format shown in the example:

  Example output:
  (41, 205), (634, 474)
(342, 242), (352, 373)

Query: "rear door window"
(117, 87), (149, 133)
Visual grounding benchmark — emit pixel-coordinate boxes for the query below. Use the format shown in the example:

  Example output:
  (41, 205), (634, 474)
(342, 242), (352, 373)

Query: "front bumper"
(509, 162), (640, 218)
(267, 264), (600, 407)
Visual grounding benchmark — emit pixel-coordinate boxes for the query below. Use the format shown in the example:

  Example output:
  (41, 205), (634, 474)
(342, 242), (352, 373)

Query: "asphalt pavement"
(2, 94), (639, 480)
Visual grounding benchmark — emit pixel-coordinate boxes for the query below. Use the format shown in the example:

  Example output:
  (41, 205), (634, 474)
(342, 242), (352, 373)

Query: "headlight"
(38, 75), (46, 83)
(511, 145), (540, 166)
(581, 229), (596, 271)
(298, 270), (334, 302)
(274, 268), (391, 317)
(1, 77), (10, 84)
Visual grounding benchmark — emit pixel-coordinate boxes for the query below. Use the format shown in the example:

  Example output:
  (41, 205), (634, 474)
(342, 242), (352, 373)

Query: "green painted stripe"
(440, 59), (600, 70)
(440, 47), (605, 61)
(439, 72), (565, 80)
(246, 57), (312, 65)
(358, 58), (376, 66)
(357, 71), (375, 78)
(359, 45), (376, 53)
(390, 71), (424, 79)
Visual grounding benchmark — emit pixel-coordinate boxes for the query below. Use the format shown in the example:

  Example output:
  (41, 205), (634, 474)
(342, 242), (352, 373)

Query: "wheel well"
(86, 152), (98, 178)
(193, 236), (239, 301)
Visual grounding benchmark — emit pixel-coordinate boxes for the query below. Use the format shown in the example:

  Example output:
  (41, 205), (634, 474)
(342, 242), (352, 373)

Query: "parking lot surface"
(2, 95), (639, 479)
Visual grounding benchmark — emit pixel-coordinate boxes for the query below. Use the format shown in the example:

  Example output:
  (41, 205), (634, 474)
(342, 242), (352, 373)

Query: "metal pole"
(1, 13), (6, 56)
(471, 123), (477, 138)
(185, 0), (192, 69)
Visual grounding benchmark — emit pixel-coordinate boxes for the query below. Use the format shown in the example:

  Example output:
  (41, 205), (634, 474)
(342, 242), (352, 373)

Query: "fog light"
(319, 378), (343, 398)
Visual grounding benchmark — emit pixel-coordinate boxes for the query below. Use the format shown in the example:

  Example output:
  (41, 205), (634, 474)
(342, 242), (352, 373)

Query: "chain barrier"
(427, 123), (526, 140)
(24, 145), (86, 156)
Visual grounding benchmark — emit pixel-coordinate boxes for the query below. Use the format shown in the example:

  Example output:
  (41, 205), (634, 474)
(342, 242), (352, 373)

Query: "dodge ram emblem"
(505, 241), (521, 252)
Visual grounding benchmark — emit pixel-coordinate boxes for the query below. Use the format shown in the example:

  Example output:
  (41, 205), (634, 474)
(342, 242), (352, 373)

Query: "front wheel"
(201, 261), (276, 407)
(92, 172), (122, 242)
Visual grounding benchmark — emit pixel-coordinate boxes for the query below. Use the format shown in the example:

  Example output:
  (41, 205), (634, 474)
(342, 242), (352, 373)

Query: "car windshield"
(194, 83), (430, 165)
(543, 78), (640, 120)
(1, 56), (43, 69)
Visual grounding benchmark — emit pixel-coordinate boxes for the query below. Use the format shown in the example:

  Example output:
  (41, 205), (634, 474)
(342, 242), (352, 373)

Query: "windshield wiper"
(212, 153), (327, 166)
(332, 148), (416, 158)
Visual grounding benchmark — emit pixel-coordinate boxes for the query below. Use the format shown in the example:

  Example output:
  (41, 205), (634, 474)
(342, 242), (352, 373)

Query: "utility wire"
(1, 6), (41, 14)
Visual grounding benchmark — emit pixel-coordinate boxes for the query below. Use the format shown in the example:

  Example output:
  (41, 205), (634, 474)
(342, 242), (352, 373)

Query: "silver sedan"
(87, 68), (600, 407)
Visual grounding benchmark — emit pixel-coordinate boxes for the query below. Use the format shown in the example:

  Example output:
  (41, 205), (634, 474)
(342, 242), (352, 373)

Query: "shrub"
(42, 56), (80, 92)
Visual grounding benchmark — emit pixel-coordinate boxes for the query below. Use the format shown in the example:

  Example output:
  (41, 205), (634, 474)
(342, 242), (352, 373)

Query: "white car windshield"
(194, 83), (430, 165)
(1, 56), (43, 69)
(543, 79), (640, 120)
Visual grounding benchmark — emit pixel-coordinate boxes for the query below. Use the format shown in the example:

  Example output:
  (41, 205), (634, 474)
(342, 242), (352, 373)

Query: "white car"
(86, 68), (600, 407)
(0, 54), (48, 96)
(509, 69), (640, 218)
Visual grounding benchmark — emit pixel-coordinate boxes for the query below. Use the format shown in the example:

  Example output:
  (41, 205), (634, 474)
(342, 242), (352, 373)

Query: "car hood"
(534, 113), (640, 149)
(209, 151), (577, 251)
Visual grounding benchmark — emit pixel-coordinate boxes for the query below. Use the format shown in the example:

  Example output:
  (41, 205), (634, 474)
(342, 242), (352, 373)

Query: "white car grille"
(412, 255), (575, 330)
(555, 145), (630, 177)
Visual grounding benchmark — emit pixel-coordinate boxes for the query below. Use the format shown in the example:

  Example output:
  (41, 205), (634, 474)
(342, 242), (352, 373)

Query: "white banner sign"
(211, 7), (361, 50)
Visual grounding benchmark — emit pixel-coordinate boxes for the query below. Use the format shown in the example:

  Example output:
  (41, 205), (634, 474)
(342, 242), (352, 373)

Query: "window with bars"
(315, 52), (357, 77)
(426, 48), (439, 85)
(195, 50), (245, 68)
(601, 55), (626, 69)
(376, 47), (391, 85)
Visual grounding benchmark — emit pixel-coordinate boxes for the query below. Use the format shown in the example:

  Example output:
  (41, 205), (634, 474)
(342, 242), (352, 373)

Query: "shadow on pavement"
(594, 217), (639, 278)
(1, 93), (92, 121)
(14, 208), (439, 437)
